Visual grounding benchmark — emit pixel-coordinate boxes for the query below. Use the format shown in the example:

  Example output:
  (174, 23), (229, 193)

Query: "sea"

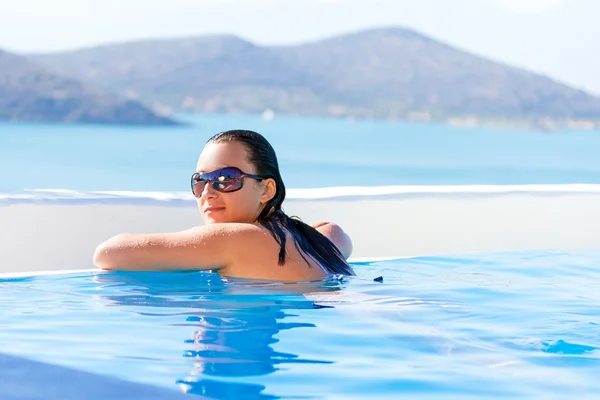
(1, 112), (600, 197)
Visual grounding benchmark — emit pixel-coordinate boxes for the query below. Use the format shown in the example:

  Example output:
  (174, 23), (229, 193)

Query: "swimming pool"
(2, 250), (600, 399)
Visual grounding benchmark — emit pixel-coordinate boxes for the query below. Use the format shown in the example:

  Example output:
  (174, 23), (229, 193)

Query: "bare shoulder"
(184, 222), (265, 237)
(220, 223), (331, 281)
(185, 222), (273, 250)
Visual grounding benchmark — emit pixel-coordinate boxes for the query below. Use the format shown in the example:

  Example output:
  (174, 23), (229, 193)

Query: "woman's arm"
(312, 222), (353, 260)
(93, 224), (239, 271)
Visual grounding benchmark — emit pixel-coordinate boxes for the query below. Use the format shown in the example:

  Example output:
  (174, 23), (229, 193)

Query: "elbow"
(321, 223), (353, 260)
(338, 233), (353, 260)
(93, 234), (127, 270)
(93, 241), (114, 270)
(333, 224), (353, 260)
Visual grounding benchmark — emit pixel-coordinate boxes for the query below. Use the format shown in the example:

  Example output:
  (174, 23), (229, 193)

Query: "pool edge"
(0, 257), (415, 279)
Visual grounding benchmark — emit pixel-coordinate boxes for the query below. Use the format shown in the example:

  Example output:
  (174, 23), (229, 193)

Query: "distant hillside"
(0, 49), (179, 125)
(30, 28), (600, 129)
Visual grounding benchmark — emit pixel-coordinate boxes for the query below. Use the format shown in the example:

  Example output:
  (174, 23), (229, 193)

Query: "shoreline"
(2, 193), (600, 274)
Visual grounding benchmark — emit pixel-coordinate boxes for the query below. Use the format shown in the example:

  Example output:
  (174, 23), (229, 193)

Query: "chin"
(203, 213), (230, 225)
(203, 216), (220, 224)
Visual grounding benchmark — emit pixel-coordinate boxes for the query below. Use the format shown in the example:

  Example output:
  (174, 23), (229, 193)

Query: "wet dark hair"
(206, 129), (355, 276)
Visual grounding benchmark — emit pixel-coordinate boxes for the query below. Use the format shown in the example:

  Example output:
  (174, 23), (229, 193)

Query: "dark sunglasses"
(191, 167), (266, 196)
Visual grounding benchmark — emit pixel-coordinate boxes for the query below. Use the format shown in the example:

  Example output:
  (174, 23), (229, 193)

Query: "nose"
(200, 181), (218, 200)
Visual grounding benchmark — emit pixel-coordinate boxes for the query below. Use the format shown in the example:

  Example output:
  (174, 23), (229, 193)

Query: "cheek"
(228, 190), (262, 218)
(231, 192), (256, 212)
(247, 181), (266, 201)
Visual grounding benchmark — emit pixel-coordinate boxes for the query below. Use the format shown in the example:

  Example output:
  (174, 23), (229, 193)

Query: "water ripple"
(2, 249), (600, 398)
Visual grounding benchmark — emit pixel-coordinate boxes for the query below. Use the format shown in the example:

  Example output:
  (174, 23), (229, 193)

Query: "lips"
(204, 206), (225, 213)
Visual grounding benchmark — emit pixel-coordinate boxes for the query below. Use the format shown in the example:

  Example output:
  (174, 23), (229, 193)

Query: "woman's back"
(220, 223), (329, 281)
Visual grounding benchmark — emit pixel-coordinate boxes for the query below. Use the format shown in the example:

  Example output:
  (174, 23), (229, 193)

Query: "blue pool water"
(1, 112), (600, 193)
(2, 250), (600, 399)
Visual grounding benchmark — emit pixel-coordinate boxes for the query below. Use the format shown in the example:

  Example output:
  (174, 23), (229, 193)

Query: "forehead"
(196, 141), (254, 172)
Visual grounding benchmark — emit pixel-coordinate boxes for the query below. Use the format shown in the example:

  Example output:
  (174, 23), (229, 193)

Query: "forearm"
(92, 228), (229, 271)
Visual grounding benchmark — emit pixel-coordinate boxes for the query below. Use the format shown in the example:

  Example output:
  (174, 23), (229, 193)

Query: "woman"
(93, 129), (355, 281)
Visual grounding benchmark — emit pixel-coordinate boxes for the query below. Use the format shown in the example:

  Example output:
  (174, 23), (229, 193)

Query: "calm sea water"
(1, 113), (600, 192)
(1, 250), (599, 399)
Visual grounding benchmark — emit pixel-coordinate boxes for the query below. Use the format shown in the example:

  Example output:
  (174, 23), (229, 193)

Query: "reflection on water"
(92, 271), (343, 399)
(5, 252), (600, 399)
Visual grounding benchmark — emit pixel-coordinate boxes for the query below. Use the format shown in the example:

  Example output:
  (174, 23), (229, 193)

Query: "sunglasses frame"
(191, 166), (266, 196)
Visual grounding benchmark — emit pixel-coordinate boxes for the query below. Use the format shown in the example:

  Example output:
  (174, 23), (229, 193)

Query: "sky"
(1, 0), (599, 94)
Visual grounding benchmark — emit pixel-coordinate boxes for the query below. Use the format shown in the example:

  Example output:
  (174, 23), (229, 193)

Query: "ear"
(260, 178), (277, 203)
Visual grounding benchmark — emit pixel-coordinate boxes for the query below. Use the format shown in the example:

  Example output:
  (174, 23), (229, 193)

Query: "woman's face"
(195, 141), (274, 224)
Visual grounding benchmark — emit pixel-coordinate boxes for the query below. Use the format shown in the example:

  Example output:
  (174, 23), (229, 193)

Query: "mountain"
(29, 28), (600, 129)
(0, 49), (179, 125)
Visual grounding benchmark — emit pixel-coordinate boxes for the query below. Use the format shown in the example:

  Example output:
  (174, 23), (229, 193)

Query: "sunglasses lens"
(211, 167), (243, 192)
(191, 168), (244, 196)
(191, 175), (206, 197)
(211, 180), (242, 192)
